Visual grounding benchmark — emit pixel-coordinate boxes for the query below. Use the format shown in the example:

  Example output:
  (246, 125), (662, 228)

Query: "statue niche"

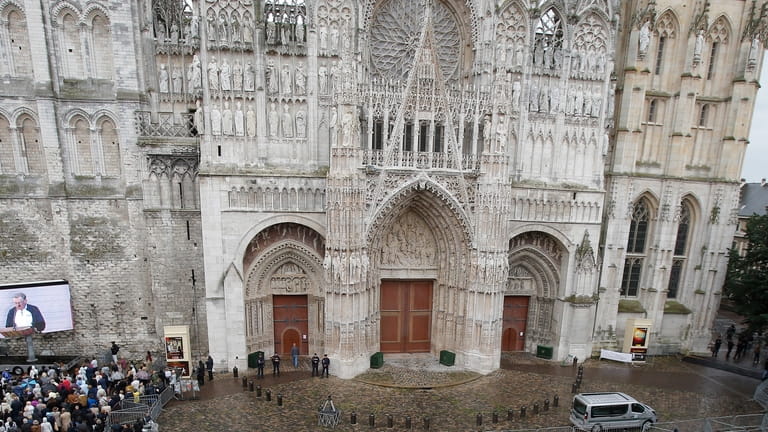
(380, 211), (437, 268)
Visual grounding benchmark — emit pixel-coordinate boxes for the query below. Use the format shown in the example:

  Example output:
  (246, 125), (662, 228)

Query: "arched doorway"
(501, 296), (529, 351)
(274, 295), (307, 355)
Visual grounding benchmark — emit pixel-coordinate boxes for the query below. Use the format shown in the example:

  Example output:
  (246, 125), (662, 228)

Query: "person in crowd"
(256, 353), (265, 379)
(311, 353), (320, 377)
(291, 343), (299, 369)
(321, 354), (330, 378)
(205, 355), (214, 381)
(195, 360), (205, 387)
(271, 353), (281, 377)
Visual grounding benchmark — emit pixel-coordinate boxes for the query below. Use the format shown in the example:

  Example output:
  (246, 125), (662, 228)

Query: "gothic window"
(4, 8), (32, 77)
(418, 121), (429, 152)
(697, 104), (710, 128)
(369, 0), (462, 81)
(98, 117), (121, 177)
(707, 16), (729, 81)
(59, 12), (84, 78)
(433, 123), (444, 153)
(90, 14), (114, 79)
(18, 116), (45, 175)
(403, 122), (414, 151)
(621, 199), (652, 297)
(647, 99), (658, 123)
(654, 36), (665, 75)
(373, 119), (384, 150)
(533, 8), (563, 72)
(0, 115), (13, 174)
(653, 12), (677, 77)
(72, 116), (93, 175)
(668, 200), (692, 299)
(706, 42), (718, 80)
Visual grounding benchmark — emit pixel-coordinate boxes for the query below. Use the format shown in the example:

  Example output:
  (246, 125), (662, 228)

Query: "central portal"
(380, 280), (433, 353)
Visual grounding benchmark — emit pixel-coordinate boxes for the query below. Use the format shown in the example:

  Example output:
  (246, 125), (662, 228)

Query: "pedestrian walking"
(291, 343), (299, 369)
(196, 360), (205, 387)
(206, 355), (214, 381)
(311, 353), (320, 377)
(726, 324), (736, 341)
(256, 353), (265, 378)
(726, 340), (735, 359)
(271, 353), (281, 376)
(712, 337), (722, 357)
(321, 354), (330, 378)
(753, 343), (762, 366)
(110, 341), (120, 365)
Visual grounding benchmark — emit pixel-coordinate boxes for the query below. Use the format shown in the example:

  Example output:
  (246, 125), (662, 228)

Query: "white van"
(570, 392), (657, 431)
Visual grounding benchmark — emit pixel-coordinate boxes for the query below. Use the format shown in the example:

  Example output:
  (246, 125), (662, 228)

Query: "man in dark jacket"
(5, 293), (45, 331)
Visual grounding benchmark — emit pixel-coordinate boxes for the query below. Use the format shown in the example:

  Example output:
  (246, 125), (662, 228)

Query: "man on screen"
(5, 292), (45, 332)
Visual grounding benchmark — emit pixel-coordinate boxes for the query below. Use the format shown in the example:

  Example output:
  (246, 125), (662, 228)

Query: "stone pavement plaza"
(157, 354), (764, 431)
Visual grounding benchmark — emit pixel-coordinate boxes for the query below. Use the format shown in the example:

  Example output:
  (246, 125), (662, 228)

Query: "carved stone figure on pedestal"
(188, 55), (202, 91)
(574, 85), (584, 116)
(194, 100), (204, 135)
(243, 16), (253, 45)
(170, 22), (179, 44)
(296, 23), (305, 45)
(496, 116), (507, 153)
(190, 15), (199, 40)
(218, 13), (228, 43)
(295, 63), (306, 95)
(222, 101), (233, 135)
(295, 110), (306, 138)
(329, 107), (337, 144)
(693, 30), (705, 65)
(220, 59), (232, 91)
(268, 103), (279, 137)
(211, 105), (222, 135)
(638, 21), (651, 58)
(282, 105), (294, 138)
(159, 64), (169, 93)
(512, 79), (521, 109)
(233, 60), (243, 91)
(266, 20), (276, 44)
(319, 23), (328, 51)
(208, 56), (219, 90)
(246, 104), (256, 137)
(330, 24), (339, 53)
(172, 66), (183, 94)
(244, 62), (255, 91)
(266, 60), (278, 94)
(235, 102), (244, 136)
(318, 65), (328, 94)
(748, 37), (760, 70)
(231, 16), (240, 44)
(529, 82), (539, 112)
(281, 64), (292, 95)
(550, 85), (560, 113)
(341, 108), (358, 147)
(207, 13), (216, 42)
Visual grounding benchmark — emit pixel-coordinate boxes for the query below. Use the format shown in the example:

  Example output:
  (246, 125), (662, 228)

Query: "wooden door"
(502, 296), (529, 351)
(273, 295), (308, 355)
(380, 280), (432, 353)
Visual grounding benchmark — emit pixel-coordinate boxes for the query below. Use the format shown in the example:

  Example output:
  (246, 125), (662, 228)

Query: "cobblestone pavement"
(157, 354), (763, 431)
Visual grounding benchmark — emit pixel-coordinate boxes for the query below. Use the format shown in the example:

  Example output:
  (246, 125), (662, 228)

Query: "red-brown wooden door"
(273, 295), (308, 355)
(380, 280), (432, 353)
(502, 296), (529, 351)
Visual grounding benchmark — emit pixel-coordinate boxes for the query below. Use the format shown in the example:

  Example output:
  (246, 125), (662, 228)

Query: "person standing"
(205, 355), (214, 381)
(712, 337), (722, 357)
(256, 353), (265, 378)
(110, 342), (120, 365)
(196, 360), (205, 387)
(271, 353), (280, 377)
(726, 339), (735, 359)
(311, 353), (320, 377)
(321, 354), (330, 378)
(291, 343), (299, 369)
(5, 292), (45, 331)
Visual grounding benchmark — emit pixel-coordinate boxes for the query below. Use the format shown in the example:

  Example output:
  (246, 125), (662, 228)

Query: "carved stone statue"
(243, 16), (254, 45)
(295, 110), (306, 138)
(194, 100), (204, 135)
(319, 23), (328, 51)
(268, 103), (279, 137)
(266, 20), (276, 44)
(246, 104), (256, 137)
(341, 108), (358, 147)
(220, 59), (231, 91)
(188, 55), (202, 91)
(318, 65), (328, 94)
(748, 37), (760, 70)
(169, 22), (179, 44)
(295, 63), (306, 95)
(218, 14), (228, 43)
(512, 79), (521, 109)
(158, 64), (169, 93)
(231, 16), (240, 44)
(172, 66), (182, 93)
(211, 105), (222, 135)
(234, 102), (244, 136)
(281, 64), (292, 95)
(693, 29), (705, 64)
(266, 60), (278, 94)
(222, 101), (233, 135)
(208, 56), (219, 90)
(295, 23), (305, 45)
(233, 60), (243, 91)
(244, 62), (255, 91)
(207, 14), (216, 42)
(190, 15), (199, 40)
(281, 105), (294, 138)
(638, 21), (651, 58)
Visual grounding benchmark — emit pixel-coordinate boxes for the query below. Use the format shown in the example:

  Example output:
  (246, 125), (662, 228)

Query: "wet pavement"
(156, 353), (764, 431)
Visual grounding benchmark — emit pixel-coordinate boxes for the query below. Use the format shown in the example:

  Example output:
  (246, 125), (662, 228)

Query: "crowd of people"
(711, 324), (768, 379)
(0, 347), (168, 432)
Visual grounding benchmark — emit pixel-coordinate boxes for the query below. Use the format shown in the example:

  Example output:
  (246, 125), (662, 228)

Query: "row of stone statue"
(528, 82), (604, 117)
(265, 60), (307, 96)
(155, 16), (200, 45)
(206, 56), (256, 92)
(266, 18), (306, 46)
(202, 101), (308, 139)
(207, 12), (255, 47)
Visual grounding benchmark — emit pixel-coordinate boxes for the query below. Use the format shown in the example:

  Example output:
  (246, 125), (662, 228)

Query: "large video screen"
(0, 280), (74, 336)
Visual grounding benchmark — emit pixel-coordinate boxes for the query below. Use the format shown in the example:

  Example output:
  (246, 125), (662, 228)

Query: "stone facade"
(0, 0), (765, 377)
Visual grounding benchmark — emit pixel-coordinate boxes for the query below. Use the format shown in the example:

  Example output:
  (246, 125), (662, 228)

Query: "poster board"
(623, 318), (652, 362)
(164, 325), (191, 377)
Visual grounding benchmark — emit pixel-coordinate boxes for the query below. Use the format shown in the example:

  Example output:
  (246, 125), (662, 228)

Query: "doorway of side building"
(502, 296), (529, 351)
(380, 280), (433, 353)
(273, 295), (308, 355)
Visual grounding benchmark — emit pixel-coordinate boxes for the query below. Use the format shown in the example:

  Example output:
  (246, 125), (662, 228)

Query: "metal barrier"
(106, 386), (174, 429)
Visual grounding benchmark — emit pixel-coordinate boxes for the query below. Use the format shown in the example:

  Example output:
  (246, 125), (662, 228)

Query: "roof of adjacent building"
(739, 181), (768, 217)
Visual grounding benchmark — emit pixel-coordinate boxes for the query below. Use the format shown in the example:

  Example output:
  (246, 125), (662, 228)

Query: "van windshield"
(573, 400), (587, 415)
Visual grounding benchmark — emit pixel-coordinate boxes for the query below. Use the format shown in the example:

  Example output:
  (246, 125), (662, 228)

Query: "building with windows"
(0, 0), (765, 378)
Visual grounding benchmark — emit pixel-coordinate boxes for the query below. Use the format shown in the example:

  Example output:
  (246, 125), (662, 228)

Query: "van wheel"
(641, 421), (652, 431)
(11, 366), (23, 375)
(591, 425), (602, 432)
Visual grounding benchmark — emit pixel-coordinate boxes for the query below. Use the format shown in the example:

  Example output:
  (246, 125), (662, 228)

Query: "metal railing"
(106, 386), (174, 428)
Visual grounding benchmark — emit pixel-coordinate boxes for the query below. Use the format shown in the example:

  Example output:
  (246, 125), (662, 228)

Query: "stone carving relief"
(380, 210), (437, 268)
(509, 231), (564, 268)
(369, 0), (460, 81)
(532, 8), (564, 76)
(265, 0), (307, 55)
(205, 0), (254, 50)
(269, 262), (310, 292)
(495, 3), (528, 72)
(243, 222), (325, 273)
(571, 15), (610, 80)
(153, 0), (199, 53)
(228, 184), (325, 212)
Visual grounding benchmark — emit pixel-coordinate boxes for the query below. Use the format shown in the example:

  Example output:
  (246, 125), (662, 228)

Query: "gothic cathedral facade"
(0, 0), (764, 378)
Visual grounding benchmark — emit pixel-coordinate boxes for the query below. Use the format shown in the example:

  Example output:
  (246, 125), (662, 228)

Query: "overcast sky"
(742, 65), (768, 182)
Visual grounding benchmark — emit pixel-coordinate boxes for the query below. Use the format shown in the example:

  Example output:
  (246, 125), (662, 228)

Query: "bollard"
(256, 385), (262, 397)
(351, 412), (357, 425)
(553, 395), (559, 408)
(520, 406), (526, 418)
(476, 413), (482, 426)
(233, 365), (238, 378)
(492, 412), (498, 424)
(277, 393), (283, 406)
(387, 414), (393, 428)
(533, 402), (539, 415)
(543, 399), (549, 411)
(423, 416), (430, 430)
(265, 389), (271, 401)
(369, 413), (375, 427)
(248, 381), (254, 392)
(242, 377), (247, 388)
(405, 416), (411, 429)
(507, 408), (514, 421)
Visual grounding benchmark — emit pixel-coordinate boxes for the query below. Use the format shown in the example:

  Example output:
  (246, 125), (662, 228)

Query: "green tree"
(724, 214), (768, 332)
